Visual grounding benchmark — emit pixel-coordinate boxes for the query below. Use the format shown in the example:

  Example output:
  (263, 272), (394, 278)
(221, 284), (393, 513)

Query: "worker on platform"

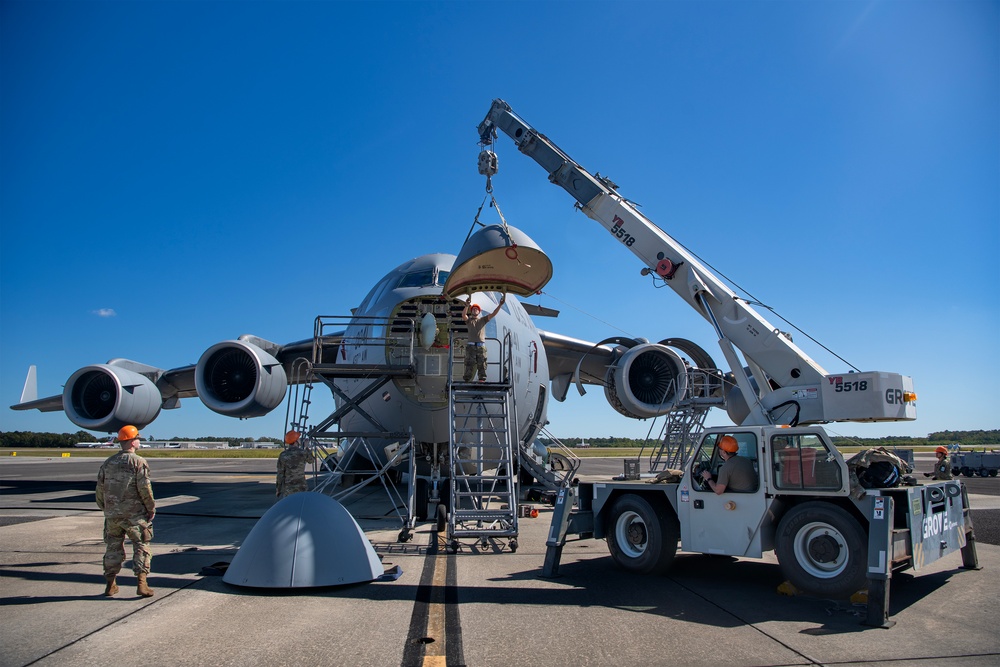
(461, 293), (506, 382)
(700, 435), (756, 494)
(96, 424), (156, 597)
(923, 445), (952, 480)
(276, 431), (315, 499)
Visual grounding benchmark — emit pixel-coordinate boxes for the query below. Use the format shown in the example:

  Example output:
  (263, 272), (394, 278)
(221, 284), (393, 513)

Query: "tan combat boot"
(103, 574), (119, 596)
(136, 573), (154, 597)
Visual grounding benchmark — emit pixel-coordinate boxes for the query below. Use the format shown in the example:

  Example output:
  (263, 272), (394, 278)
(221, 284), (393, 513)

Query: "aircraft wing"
(9, 332), (342, 431)
(538, 330), (627, 402)
(152, 336), (323, 400)
(539, 329), (714, 420)
(10, 395), (65, 413)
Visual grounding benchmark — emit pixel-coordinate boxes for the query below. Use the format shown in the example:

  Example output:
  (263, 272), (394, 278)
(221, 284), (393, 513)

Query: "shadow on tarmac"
(2, 478), (271, 519)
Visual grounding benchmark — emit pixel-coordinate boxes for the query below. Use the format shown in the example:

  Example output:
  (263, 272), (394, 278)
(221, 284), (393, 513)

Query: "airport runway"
(2, 454), (999, 667)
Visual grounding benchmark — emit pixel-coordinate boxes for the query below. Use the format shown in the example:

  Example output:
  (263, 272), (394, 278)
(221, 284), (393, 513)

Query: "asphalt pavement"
(1, 454), (998, 667)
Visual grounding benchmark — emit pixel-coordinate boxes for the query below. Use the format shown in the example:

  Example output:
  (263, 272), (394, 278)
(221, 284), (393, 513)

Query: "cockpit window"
(397, 270), (435, 288)
(357, 274), (395, 314)
(436, 270), (450, 286)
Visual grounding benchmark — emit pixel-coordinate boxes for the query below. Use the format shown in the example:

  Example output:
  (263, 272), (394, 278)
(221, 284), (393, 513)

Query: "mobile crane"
(478, 99), (978, 626)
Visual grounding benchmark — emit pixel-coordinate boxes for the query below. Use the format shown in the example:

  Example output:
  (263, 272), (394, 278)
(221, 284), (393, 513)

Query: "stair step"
(451, 529), (519, 539)
(451, 463), (514, 469)
(453, 429), (510, 435)
(451, 510), (516, 521)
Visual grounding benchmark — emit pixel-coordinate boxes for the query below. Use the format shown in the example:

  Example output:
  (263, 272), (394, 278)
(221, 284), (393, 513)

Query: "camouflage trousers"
(464, 344), (487, 381)
(103, 516), (153, 576)
(277, 481), (307, 499)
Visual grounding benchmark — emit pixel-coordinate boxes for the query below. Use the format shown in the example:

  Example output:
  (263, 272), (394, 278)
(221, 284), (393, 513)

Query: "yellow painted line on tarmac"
(423, 535), (449, 666)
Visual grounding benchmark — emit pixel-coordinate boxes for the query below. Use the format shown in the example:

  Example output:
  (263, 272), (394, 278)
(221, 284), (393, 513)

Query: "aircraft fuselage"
(332, 253), (549, 471)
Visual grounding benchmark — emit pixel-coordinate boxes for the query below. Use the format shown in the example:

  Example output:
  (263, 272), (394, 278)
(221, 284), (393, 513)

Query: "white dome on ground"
(223, 492), (384, 588)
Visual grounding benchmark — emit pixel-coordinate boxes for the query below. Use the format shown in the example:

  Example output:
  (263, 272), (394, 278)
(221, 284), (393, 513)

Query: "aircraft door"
(678, 432), (768, 557)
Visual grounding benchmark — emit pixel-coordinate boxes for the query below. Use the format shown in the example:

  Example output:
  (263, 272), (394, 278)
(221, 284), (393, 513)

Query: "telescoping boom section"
(478, 99), (916, 428)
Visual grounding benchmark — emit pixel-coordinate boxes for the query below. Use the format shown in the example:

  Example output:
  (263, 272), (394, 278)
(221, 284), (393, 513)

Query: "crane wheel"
(605, 494), (679, 575)
(775, 502), (866, 599)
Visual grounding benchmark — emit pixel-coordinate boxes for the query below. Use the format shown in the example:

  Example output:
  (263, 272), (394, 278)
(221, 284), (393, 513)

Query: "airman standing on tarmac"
(96, 425), (156, 597)
(276, 431), (314, 499)
(924, 445), (953, 480)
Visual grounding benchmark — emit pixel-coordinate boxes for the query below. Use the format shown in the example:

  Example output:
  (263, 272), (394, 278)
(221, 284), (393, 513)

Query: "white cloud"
(92, 308), (117, 318)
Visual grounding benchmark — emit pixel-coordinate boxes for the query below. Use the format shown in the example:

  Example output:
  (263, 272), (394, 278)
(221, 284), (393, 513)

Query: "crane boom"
(479, 99), (916, 426)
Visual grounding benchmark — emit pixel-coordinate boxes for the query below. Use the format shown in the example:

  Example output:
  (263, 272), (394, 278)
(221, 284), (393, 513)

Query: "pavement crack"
(20, 577), (204, 667)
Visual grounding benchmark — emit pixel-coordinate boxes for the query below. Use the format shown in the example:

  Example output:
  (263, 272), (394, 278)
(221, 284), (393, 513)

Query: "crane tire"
(776, 502), (867, 599)
(606, 494), (679, 575)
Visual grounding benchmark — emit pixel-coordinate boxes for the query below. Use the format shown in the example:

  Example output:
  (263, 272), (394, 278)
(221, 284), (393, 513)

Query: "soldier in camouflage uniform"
(924, 445), (953, 480)
(461, 294), (506, 382)
(276, 430), (314, 499)
(96, 424), (156, 598)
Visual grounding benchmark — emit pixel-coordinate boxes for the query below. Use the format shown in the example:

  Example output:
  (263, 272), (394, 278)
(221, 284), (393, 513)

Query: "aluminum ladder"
(445, 334), (519, 552)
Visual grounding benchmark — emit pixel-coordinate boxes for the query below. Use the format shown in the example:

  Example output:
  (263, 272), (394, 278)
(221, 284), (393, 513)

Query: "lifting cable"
(648, 242), (861, 373)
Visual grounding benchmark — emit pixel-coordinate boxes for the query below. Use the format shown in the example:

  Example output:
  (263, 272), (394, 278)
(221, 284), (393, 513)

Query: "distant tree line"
(0, 431), (282, 448)
(925, 430), (999, 446)
(541, 429), (1000, 449)
(4, 429), (997, 450)
(539, 436), (650, 448)
(830, 429), (1000, 449)
(0, 430), (100, 448)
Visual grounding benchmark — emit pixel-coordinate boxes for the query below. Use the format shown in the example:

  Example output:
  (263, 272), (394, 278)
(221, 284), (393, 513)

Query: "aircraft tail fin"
(19, 365), (38, 403)
(10, 365), (64, 412)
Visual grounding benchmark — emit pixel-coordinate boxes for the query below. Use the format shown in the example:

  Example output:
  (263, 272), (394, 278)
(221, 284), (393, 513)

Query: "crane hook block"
(478, 150), (499, 177)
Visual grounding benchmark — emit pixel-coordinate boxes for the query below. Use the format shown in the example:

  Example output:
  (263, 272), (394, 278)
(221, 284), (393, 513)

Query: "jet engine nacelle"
(195, 340), (287, 418)
(604, 343), (689, 419)
(63, 365), (162, 432)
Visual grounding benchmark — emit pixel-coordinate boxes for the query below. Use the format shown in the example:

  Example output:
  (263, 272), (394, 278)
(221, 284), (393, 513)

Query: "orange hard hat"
(284, 430), (301, 445)
(117, 425), (139, 441)
(719, 435), (739, 453)
(935, 446), (948, 455)
(469, 304), (481, 312)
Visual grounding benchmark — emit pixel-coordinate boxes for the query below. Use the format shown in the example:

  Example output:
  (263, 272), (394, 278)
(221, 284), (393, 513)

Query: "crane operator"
(700, 435), (756, 494)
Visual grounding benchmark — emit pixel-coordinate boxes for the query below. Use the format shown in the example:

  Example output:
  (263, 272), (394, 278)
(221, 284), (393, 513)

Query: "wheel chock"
(777, 581), (801, 596)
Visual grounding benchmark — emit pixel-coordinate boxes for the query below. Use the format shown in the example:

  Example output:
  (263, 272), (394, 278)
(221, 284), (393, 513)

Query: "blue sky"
(1, 0), (997, 442)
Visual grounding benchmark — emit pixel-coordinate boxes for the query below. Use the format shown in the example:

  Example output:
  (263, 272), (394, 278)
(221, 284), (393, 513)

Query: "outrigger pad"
(223, 492), (384, 588)
(443, 224), (553, 298)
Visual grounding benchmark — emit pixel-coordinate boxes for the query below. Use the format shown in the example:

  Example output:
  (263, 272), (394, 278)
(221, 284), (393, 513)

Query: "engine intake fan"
(63, 364), (162, 432)
(605, 344), (689, 419)
(195, 340), (287, 418)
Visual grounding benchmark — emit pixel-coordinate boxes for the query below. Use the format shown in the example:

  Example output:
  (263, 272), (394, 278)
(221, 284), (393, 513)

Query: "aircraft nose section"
(443, 223), (552, 297)
(223, 493), (385, 588)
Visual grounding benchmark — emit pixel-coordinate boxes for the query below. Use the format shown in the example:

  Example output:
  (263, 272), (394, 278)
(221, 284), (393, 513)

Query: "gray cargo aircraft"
(11, 249), (710, 481)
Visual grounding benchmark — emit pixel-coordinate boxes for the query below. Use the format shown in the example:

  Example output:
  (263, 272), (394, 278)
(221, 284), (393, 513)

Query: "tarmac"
(2, 454), (999, 667)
